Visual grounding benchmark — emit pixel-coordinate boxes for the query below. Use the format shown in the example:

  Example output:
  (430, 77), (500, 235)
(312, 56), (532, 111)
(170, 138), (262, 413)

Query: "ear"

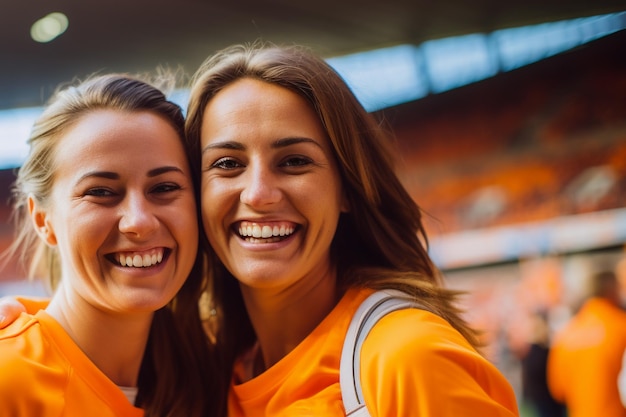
(28, 194), (57, 246)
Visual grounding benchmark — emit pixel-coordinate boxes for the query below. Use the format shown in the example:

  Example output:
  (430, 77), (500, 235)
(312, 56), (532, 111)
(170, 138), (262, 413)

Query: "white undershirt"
(118, 385), (138, 405)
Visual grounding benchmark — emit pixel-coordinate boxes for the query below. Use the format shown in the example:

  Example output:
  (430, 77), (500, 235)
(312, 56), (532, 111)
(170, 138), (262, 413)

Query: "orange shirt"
(548, 297), (626, 417)
(229, 287), (519, 416)
(0, 310), (144, 417)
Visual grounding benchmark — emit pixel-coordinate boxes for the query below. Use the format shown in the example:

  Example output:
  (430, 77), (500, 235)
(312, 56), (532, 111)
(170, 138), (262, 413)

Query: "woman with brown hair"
(186, 42), (519, 416)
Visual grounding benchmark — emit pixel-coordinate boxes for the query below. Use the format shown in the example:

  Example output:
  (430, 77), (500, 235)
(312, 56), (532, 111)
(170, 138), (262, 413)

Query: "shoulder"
(362, 308), (479, 366)
(0, 313), (50, 401)
(0, 311), (46, 366)
(0, 312), (70, 413)
(0, 311), (66, 381)
(344, 289), (480, 364)
(0, 311), (43, 347)
(357, 307), (519, 415)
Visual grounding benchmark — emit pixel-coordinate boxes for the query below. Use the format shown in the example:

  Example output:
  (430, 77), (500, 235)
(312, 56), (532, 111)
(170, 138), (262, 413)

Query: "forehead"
(52, 109), (188, 176)
(200, 78), (328, 144)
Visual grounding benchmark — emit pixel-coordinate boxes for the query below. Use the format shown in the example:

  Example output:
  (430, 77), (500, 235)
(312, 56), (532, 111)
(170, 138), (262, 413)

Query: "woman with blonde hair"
(0, 74), (219, 417)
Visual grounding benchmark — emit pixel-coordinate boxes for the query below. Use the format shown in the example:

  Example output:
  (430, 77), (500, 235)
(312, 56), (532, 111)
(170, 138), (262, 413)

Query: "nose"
(239, 164), (282, 207)
(118, 192), (159, 238)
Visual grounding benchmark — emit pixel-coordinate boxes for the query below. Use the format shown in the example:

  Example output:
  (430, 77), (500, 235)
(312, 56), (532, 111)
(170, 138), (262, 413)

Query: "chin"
(119, 292), (173, 313)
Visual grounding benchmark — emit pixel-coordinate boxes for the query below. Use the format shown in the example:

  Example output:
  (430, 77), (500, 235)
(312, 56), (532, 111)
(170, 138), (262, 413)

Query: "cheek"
(201, 180), (229, 224)
(200, 192), (221, 243)
(180, 217), (199, 246)
(55, 218), (102, 274)
(200, 186), (236, 259)
(176, 199), (200, 242)
(328, 175), (346, 211)
(305, 175), (344, 208)
(200, 186), (214, 219)
(56, 208), (102, 244)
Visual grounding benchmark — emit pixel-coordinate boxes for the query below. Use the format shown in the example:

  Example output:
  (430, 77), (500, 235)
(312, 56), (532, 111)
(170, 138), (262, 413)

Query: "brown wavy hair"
(185, 41), (482, 387)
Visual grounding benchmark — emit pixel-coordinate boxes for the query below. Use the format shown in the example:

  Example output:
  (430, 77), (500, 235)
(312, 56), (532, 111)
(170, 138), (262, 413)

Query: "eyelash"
(210, 155), (314, 170)
(211, 157), (242, 170)
(84, 187), (115, 197)
(83, 183), (182, 198)
(151, 183), (182, 193)
(282, 155), (313, 167)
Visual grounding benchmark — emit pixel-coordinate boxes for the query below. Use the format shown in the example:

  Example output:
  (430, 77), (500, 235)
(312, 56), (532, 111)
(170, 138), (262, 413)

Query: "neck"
(241, 271), (341, 376)
(46, 284), (153, 386)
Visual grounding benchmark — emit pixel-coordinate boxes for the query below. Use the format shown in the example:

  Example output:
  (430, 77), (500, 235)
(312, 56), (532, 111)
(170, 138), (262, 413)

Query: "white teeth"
(239, 223), (295, 239)
(117, 250), (165, 268)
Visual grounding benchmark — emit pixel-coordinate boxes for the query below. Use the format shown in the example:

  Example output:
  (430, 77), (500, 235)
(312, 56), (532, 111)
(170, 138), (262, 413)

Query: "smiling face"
(200, 78), (348, 293)
(31, 109), (198, 314)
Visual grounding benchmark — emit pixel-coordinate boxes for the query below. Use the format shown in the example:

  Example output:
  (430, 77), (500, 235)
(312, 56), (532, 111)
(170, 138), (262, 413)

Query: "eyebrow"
(202, 136), (323, 154)
(75, 166), (185, 183)
(147, 166), (186, 177)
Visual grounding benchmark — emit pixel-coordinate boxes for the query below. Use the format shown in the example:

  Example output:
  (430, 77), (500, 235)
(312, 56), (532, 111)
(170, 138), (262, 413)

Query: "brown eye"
(84, 187), (115, 197)
(282, 155), (312, 167)
(151, 183), (181, 194)
(212, 157), (244, 170)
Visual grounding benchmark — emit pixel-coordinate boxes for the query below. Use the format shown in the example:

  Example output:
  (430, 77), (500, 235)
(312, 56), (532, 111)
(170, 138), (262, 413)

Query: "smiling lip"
(236, 221), (297, 243)
(106, 248), (171, 268)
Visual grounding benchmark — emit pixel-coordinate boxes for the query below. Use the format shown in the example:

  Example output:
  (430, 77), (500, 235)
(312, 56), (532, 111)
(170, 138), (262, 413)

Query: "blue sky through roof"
(328, 11), (625, 111)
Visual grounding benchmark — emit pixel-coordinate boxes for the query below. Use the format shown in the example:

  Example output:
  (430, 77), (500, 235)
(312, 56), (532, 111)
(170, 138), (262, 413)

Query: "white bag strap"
(340, 290), (421, 416)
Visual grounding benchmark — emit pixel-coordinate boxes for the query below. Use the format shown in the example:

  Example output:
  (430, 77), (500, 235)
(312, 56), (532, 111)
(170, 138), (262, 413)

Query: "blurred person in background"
(547, 269), (626, 417)
(617, 254), (626, 407)
(519, 309), (566, 417)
